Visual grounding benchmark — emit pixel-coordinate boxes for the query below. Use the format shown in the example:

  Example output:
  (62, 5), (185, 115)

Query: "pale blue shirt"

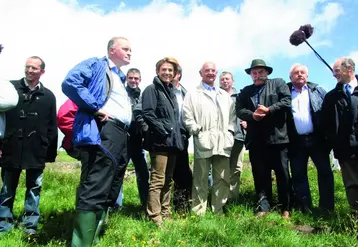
(291, 85), (314, 135)
(202, 82), (218, 103)
(101, 58), (132, 125)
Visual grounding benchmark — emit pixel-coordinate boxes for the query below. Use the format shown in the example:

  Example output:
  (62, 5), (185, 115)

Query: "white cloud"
(0, 0), (345, 149)
(0, 0), (344, 98)
(348, 51), (358, 65)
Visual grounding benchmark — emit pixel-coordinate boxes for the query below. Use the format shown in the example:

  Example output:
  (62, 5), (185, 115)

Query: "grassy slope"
(0, 152), (357, 247)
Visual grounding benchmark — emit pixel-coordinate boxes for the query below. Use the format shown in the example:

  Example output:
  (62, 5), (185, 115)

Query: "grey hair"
(341, 58), (356, 72)
(289, 63), (308, 77)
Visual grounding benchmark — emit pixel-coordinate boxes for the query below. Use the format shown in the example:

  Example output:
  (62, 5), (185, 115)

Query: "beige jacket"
(183, 83), (236, 158)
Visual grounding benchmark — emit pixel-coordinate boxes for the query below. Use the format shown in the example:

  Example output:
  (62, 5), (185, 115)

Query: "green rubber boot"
(71, 210), (97, 247)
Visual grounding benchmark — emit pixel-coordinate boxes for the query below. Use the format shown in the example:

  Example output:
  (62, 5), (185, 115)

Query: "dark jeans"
(339, 158), (358, 212)
(129, 134), (149, 206)
(249, 144), (290, 212)
(290, 135), (334, 211)
(115, 133), (149, 207)
(172, 147), (192, 212)
(76, 120), (128, 211)
(0, 168), (43, 233)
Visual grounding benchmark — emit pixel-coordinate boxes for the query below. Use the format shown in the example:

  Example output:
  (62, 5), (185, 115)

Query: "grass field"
(0, 151), (357, 246)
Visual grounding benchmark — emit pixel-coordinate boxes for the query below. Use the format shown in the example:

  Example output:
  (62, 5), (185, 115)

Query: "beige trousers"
(192, 155), (230, 215)
(147, 152), (176, 224)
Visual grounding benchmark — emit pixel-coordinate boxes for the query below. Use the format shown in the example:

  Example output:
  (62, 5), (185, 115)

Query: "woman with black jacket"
(141, 57), (184, 226)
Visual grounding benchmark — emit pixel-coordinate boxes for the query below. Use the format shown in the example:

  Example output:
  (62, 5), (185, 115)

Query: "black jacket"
(0, 78), (58, 169)
(322, 75), (358, 159)
(287, 82), (327, 147)
(142, 77), (184, 152)
(126, 86), (144, 136)
(236, 78), (291, 149)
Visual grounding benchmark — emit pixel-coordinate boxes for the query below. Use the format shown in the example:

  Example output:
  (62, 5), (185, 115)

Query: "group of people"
(0, 36), (357, 247)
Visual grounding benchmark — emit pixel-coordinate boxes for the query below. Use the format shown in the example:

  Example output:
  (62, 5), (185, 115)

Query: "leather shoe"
(255, 211), (269, 218)
(282, 210), (290, 219)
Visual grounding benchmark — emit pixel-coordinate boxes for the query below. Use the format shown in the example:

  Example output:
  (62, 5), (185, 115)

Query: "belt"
(107, 117), (129, 131)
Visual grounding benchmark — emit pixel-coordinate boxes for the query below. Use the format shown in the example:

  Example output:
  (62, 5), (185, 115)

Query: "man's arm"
(182, 92), (201, 135)
(62, 58), (101, 113)
(228, 98), (236, 133)
(267, 78), (291, 114)
(46, 92), (58, 162)
(236, 89), (255, 121)
(0, 80), (18, 112)
(133, 96), (149, 133)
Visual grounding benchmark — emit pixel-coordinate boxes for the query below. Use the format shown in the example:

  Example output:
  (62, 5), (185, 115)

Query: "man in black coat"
(287, 64), (334, 213)
(0, 56), (58, 234)
(115, 68), (149, 208)
(322, 57), (358, 215)
(236, 59), (291, 218)
(171, 65), (193, 213)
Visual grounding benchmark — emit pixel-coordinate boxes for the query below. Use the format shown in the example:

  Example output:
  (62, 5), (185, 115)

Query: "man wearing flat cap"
(236, 59), (292, 218)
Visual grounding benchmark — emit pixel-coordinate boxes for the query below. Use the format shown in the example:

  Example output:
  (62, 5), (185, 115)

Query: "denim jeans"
(0, 168), (43, 233)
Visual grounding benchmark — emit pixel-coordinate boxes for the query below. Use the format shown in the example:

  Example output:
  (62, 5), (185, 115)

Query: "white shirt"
(347, 77), (358, 94)
(24, 78), (40, 91)
(101, 59), (132, 125)
(291, 85), (314, 135)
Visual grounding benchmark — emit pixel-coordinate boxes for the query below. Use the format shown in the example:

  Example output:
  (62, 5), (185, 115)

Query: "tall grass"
(0, 153), (356, 246)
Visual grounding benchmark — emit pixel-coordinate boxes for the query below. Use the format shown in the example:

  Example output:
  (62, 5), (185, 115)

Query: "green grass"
(0, 152), (357, 246)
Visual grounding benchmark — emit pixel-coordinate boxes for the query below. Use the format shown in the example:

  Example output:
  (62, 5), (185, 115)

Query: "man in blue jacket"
(62, 37), (132, 246)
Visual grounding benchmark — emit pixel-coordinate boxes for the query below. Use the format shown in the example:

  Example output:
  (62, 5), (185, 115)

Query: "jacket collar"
(19, 78), (45, 94)
(153, 76), (175, 108)
(287, 81), (318, 91)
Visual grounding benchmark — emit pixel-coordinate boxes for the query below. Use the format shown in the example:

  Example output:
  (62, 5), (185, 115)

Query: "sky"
(1, 0), (358, 149)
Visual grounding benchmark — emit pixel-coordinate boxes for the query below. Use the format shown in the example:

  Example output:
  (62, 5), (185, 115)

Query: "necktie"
(345, 84), (351, 99)
(111, 67), (126, 84)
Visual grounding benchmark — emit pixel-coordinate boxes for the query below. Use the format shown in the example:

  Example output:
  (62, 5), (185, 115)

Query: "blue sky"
(72, 0), (358, 91)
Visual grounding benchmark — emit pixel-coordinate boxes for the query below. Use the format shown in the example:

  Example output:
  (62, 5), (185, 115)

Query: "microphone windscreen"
(299, 24), (314, 39)
(289, 30), (305, 46)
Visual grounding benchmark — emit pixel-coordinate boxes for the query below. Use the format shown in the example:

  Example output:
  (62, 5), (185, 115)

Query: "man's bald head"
(199, 62), (217, 86)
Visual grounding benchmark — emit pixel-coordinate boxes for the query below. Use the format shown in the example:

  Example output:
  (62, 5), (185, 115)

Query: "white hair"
(289, 63), (309, 77)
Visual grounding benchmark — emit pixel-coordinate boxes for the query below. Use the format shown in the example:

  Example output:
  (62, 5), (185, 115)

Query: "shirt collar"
(292, 84), (308, 92)
(107, 57), (126, 83)
(24, 78), (40, 91)
(202, 82), (216, 91)
(349, 78), (358, 91)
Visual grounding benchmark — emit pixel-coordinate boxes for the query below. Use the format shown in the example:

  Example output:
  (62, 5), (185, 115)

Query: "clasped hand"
(253, 104), (269, 121)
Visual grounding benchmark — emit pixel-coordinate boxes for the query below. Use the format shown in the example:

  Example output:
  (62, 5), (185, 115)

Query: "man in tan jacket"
(183, 62), (236, 215)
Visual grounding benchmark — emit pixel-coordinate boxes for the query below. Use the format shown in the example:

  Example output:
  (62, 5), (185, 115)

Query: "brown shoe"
(255, 211), (270, 218)
(282, 210), (290, 219)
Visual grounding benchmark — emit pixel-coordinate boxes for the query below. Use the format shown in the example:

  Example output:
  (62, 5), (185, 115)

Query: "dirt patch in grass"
(45, 162), (81, 173)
